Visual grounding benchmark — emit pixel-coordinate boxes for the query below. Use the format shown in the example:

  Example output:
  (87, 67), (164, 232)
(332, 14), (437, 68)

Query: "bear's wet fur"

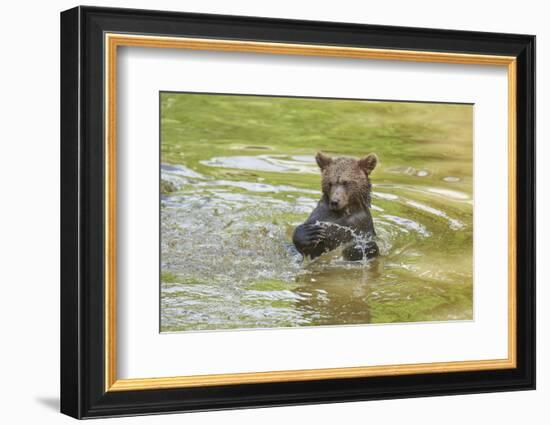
(293, 152), (379, 261)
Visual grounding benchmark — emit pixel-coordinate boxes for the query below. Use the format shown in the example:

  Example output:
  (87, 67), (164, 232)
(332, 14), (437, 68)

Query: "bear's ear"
(315, 152), (333, 170)
(358, 153), (378, 174)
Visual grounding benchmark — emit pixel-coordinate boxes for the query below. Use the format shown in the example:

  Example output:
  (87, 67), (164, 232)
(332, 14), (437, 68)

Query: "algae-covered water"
(160, 92), (473, 332)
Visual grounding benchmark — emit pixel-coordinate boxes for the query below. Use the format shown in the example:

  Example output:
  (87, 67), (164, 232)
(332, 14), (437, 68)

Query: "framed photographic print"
(60, 6), (535, 419)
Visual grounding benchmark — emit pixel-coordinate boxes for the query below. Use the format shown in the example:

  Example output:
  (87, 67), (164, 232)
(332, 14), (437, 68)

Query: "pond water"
(160, 93), (473, 332)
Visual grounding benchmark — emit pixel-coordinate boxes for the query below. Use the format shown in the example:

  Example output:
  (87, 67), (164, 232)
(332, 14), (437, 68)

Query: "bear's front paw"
(294, 223), (326, 249)
(303, 223), (326, 246)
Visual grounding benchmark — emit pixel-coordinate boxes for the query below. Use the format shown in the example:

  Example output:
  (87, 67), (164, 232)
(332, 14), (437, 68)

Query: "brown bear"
(292, 152), (379, 261)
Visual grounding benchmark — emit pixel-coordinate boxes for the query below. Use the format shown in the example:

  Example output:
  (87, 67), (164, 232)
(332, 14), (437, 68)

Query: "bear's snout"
(329, 185), (348, 211)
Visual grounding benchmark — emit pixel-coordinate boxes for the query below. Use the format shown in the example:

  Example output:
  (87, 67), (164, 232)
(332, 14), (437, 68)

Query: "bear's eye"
(341, 180), (349, 186)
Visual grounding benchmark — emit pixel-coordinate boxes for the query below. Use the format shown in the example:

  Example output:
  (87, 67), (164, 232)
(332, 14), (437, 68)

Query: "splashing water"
(312, 220), (378, 265)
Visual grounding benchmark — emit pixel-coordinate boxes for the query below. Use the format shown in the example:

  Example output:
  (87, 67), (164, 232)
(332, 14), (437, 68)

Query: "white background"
(0, 0), (545, 424)
(118, 47), (508, 378)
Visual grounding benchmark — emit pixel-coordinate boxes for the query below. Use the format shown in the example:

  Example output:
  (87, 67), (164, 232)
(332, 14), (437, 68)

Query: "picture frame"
(60, 5), (535, 419)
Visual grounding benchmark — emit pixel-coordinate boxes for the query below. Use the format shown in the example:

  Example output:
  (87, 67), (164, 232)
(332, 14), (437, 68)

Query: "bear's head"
(315, 152), (378, 213)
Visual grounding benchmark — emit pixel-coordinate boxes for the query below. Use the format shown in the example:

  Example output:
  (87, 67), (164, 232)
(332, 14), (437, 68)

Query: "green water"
(160, 92), (473, 332)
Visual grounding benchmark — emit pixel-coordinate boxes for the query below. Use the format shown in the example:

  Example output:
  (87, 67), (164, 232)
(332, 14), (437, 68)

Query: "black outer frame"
(60, 5), (535, 419)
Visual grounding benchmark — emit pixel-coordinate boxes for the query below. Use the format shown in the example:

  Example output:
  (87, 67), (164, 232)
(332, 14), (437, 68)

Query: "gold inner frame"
(104, 33), (517, 392)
